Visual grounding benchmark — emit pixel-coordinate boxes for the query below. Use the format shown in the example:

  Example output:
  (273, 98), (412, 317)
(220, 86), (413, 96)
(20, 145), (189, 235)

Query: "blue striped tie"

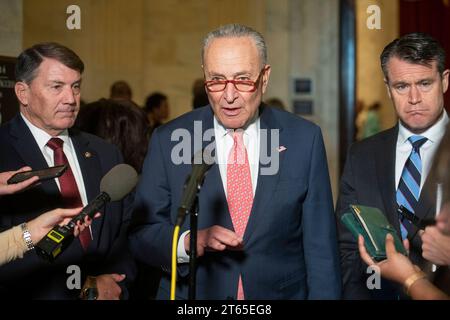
(396, 135), (428, 239)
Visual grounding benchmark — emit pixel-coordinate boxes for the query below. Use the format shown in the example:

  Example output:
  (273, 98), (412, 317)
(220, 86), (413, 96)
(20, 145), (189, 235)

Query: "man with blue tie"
(336, 32), (449, 299)
(130, 24), (341, 299)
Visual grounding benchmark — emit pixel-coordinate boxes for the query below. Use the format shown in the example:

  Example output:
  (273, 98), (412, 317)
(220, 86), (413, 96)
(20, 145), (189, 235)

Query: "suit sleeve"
(128, 129), (179, 274)
(302, 127), (342, 299)
(335, 145), (372, 299)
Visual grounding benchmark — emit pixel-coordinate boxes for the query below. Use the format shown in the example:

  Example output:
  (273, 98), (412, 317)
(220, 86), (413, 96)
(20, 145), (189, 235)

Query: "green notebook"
(341, 204), (407, 261)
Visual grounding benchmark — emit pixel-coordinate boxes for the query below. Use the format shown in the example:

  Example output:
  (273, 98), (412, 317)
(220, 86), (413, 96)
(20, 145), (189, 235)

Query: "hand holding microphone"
(27, 207), (99, 244)
(35, 164), (138, 261)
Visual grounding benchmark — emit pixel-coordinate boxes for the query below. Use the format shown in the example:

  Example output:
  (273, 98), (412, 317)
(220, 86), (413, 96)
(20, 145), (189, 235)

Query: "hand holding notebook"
(341, 204), (407, 261)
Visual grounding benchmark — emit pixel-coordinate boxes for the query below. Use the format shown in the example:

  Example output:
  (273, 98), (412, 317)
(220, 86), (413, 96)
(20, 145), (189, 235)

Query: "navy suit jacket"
(129, 105), (341, 299)
(0, 115), (136, 299)
(335, 126), (436, 299)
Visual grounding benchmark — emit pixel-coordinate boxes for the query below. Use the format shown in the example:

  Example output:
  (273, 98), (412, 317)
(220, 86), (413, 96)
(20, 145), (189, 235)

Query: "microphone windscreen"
(100, 164), (138, 201)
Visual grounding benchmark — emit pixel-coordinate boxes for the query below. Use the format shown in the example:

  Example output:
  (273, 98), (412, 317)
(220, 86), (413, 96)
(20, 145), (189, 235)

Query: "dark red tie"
(46, 137), (91, 250)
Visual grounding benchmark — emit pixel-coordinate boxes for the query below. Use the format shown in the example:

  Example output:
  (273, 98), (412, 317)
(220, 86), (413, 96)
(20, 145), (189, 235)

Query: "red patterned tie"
(46, 137), (91, 250)
(227, 130), (253, 300)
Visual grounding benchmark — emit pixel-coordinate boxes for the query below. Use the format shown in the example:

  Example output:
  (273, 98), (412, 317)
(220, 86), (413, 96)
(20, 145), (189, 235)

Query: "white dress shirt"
(177, 116), (261, 263)
(395, 111), (449, 196)
(21, 113), (88, 206)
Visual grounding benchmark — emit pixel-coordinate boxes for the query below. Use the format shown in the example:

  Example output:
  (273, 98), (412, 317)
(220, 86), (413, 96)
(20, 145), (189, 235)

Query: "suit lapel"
(375, 126), (400, 232)
(9, 115), (60, 197)
(244, 106), (283, 244)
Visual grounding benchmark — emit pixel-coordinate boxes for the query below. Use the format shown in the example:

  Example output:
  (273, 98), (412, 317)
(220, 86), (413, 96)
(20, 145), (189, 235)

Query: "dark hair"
(192, 78), (209, 109)
(369, 102), (381, 111)
(144, 92), (167, 113)
(110, 80), (133, 100)
(380, 32), (446, 82)
(265, 97), (286, 110)
(75, 98), (149, 173)
(15, 42), (84, 83)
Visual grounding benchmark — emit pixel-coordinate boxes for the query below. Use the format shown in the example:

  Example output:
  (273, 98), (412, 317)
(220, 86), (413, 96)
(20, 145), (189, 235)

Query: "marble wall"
(290, 0), (339, 198)
(265, 0), (339, 198)
(356, 0), (399, 130)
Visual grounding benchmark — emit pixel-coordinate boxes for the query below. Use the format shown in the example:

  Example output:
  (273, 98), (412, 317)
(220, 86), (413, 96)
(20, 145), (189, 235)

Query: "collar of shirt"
(213, 116), (260, 196)
(213, 116), (259, 151)
(395, 110), (449, 190)
(397, 110), (449, 149)
(20, 113), (71, 154)
(20, 113), (88, 206)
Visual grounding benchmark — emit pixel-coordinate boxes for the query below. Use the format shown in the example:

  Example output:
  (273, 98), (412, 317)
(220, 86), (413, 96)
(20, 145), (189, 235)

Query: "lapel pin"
(84, 151), (92, 158)
(277, 146), (287, 153)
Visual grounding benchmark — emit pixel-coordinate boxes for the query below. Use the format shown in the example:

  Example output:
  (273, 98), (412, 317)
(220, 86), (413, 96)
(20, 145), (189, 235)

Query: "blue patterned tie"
(396, 135), (428, 239)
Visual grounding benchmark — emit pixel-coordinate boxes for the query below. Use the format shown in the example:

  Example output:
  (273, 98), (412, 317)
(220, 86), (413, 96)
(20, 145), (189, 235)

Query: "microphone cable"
(170, 225), (181, 300)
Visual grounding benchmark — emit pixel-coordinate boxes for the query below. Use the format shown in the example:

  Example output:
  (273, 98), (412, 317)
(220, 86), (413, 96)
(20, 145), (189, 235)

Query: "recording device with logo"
(35, 164), (138, 262)
(7, 164), (68, 184)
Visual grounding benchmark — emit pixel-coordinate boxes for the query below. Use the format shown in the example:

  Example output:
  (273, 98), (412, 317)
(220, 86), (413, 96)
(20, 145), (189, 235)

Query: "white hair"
(201, 24), (267, 67)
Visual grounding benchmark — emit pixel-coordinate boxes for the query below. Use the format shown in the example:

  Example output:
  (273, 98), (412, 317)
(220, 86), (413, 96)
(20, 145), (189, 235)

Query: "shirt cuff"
(177, 230), (190, 264)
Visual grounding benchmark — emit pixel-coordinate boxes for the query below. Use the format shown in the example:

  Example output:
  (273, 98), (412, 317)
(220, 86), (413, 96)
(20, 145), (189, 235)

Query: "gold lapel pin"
(84, 151), (92, 158)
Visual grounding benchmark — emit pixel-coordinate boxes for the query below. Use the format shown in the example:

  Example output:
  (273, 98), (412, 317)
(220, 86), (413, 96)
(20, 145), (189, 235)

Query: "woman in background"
(76, 98), (150, 173)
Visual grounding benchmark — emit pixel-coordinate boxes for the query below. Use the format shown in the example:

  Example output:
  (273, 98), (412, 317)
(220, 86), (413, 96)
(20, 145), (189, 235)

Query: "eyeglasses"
(204, 67), (266, 93)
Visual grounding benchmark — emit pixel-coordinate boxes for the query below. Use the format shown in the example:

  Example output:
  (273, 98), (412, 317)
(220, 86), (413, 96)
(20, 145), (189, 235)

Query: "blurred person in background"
(110, 80), (133, 101)
(76, 98), (149, 174)
(144, 92), (170, 131)
(265, 97), (286, 111)
(192, 78), (209, 109)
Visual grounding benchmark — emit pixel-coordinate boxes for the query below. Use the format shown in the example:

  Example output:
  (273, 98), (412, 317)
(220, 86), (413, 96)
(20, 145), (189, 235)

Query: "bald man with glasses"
(130, 24), (341, 300)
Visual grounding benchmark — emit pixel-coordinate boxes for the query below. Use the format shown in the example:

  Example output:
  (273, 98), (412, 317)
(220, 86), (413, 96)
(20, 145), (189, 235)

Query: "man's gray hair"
(202, 24), (267, 67)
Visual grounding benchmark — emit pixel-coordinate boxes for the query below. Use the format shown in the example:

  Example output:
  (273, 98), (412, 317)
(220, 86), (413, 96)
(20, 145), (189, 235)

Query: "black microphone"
(35, 164), (138, 262)
(397, 205), (435, 230)
(176, 149), (214, 226)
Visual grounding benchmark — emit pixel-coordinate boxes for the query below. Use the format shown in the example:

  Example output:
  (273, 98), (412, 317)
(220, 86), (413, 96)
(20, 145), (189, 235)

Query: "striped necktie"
(396, 135), (428, 239)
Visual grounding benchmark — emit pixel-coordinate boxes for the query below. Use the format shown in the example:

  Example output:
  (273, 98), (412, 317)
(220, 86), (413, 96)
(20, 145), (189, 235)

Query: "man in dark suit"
(129, 24), (341, 299)
(0, 43), (136, 299)
(336, 33), (449, 299)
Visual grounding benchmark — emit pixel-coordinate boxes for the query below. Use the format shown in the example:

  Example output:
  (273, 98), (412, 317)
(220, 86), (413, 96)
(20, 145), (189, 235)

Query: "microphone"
(175, 149), (214, 226)
(35, 164), (138, 262)
(397, 205), (435, 230)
